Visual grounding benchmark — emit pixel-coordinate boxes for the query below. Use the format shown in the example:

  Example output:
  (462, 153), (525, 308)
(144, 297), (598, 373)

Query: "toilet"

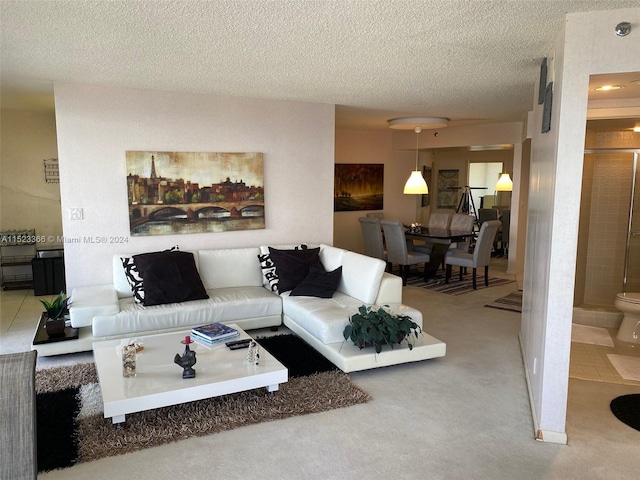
(614, 293), (640, 344)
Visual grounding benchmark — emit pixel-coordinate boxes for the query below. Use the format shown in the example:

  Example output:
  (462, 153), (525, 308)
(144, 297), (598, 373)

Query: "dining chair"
(446, 213), (476, 255)
(380, 220), (431, 285)
(428, 212), (452, 229)
(358, 217), (389, 270)
(414, 212), (453, 258)
(445, 220), (501, 289)
(477, 208), (498, 225)
(365, 212), (384, 219)
(498, 209), (510, 256)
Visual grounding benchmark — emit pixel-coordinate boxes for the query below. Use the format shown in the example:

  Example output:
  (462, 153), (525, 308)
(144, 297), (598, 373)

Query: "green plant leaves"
(39, 291), (70, 320)
(343, 304), (421, 354)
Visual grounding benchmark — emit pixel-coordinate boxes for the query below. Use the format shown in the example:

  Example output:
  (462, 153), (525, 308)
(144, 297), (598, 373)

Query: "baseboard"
(518, 333), (568, 445)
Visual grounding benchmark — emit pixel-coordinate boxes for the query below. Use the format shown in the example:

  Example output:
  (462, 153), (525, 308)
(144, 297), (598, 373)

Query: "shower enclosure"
(575, 149), (640, 315)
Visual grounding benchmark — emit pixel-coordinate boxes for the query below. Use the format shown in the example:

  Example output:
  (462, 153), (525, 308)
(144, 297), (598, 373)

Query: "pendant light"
(495, 173), (513, 192)
(403, 126), (428, 194)
(387, 116), (448, 195)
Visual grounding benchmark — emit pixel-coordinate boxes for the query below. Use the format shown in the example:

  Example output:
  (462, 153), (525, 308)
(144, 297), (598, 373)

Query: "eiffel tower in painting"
(150, 154), (157, 179)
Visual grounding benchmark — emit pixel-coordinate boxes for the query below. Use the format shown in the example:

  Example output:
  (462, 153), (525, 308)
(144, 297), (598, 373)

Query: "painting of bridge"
(126, 151), (265, 236)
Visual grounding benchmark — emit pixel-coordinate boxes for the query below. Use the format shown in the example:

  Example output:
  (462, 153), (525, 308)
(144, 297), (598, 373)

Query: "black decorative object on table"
(174, 336), (197, 379)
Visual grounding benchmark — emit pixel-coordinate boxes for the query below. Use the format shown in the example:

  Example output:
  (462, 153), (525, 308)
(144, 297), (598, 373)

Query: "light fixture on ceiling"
(388, 116), (449, 130)
(387, 116), (449, 195)
(495, 173), (513, 192)
(403, 126), (429, 194)
(594, 85), (625, 91)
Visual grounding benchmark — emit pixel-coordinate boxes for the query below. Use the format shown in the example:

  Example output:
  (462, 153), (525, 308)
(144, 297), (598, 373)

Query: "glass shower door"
(624, 152), (640, 293)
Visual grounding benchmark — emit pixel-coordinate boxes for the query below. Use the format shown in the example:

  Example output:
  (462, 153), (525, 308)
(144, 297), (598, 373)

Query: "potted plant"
(343, 304), (422, 354)
(39, 291), (70, 337)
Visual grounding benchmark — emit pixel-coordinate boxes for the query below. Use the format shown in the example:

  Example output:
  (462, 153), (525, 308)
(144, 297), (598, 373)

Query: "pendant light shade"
(404, 170), (428, 194)
(389, 117), (448, 196)
(495, 173), (513, 192)
(403, 126), (428, 195)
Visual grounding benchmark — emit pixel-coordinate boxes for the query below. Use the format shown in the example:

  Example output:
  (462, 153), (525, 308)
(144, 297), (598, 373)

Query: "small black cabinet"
(32, 252), (65, 296)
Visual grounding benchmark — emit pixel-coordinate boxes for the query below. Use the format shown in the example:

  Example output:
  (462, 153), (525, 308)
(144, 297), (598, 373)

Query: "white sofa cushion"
(70, 285), (120, 328)
(197, 248), (263, 289)
(92, 286), (281, 337)
(319, 245), (385, 304)
(282, 291), (363, 344)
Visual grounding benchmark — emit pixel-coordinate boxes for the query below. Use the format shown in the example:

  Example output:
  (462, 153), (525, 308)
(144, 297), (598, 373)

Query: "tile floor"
(569, 329), (640, 386)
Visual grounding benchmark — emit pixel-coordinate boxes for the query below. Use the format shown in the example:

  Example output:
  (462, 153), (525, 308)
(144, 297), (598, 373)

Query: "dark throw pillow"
(290, 265), (342, 298)
(268, 246), (321, 293)
(132, 251), (208, 306)
(121, 245), (179, 304)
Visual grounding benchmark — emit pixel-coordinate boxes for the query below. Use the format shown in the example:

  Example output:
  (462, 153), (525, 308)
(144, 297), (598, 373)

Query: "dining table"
(405, 227), (475, 278)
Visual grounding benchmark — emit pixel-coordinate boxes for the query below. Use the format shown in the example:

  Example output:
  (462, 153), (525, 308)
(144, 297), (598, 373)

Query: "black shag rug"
(610, 394), (640, 432)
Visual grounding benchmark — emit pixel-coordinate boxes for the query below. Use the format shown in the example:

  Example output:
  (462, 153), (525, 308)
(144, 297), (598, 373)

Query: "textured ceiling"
(1, 0), (639, 129)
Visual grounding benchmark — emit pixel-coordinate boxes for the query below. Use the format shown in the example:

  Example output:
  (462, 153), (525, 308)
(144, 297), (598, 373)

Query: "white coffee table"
(92, 324), (288, 423)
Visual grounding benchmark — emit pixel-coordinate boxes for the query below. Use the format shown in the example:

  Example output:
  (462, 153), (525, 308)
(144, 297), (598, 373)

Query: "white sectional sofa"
(33, 244), (446, 371)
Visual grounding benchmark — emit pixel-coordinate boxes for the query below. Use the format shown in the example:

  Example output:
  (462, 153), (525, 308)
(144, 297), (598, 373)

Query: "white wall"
(0, 109), (61, 240)
(54, 84), (335, 291)
(522, 7), (640, 443)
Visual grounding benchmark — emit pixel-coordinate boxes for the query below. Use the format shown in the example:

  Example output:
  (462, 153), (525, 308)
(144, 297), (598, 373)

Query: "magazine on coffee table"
(191, 322), (239, 343)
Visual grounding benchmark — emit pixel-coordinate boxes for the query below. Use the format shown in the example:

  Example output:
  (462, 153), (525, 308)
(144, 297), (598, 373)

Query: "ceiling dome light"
(594, 85), (625, 91)
(388, 116), (449, 130)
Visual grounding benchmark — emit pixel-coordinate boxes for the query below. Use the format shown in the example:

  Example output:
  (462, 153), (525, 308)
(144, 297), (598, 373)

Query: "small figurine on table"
(247, 340), (260, 365)
(174, 336), (197, 379)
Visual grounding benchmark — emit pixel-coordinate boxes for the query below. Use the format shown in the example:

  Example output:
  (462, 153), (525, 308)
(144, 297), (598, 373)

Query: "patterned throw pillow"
(121, 256), (145, 304)
(258, 253), (280, 293)
(121, 245), (179, 304)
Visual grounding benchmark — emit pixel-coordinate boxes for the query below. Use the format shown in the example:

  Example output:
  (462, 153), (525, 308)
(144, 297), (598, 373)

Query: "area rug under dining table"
(35, 335), (370, 472)
(398, 269), (513, 295)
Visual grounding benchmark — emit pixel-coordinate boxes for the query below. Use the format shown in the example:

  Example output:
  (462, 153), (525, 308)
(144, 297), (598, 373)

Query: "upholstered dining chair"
(358, 217), (389, 270)
(428, 212), (452, 229)
(381, 220), (430, 285)
(446, 213), (476, 256)
(365, 212), (385, 219)
(445, 220), (501, 289)
(477, 208), (498, 225)
(497, 209), (510, 256)
(414, 212), (454, 258)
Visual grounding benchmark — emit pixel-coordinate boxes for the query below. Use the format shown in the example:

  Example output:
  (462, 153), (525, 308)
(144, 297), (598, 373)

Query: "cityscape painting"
(334, 164), (384, 212)
(126, 151), (265, 236)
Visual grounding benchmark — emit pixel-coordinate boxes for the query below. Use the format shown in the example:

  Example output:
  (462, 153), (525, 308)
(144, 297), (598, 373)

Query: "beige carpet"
(571, 324), (615, 347)
(607, 354), (640, 382)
